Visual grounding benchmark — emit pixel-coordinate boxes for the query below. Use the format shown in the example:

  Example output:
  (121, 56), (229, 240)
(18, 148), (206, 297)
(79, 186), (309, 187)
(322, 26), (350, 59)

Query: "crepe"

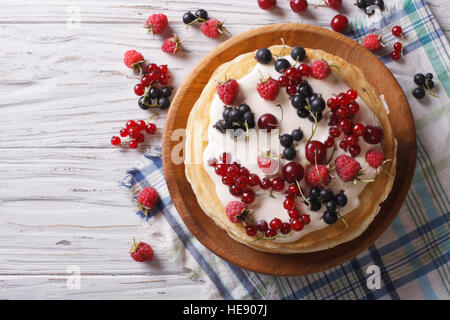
(185, 45), (396, 254)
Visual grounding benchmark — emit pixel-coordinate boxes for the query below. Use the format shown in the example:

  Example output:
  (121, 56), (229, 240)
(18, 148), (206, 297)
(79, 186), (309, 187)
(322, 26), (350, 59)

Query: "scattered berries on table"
(124, 50), (145, 74)
(137, 186), (159, 212)
(392, 25), (403, 37)
(363, 34), (383, 51)
(130, 238), (154, 262)
(290, 0), (308, 13)
(111, 118), (157, 149)
(145, 13), (168, 35)
(412, 72), (439, 99)
(161, 36), (182, 54)
(200, 19), (229, 38)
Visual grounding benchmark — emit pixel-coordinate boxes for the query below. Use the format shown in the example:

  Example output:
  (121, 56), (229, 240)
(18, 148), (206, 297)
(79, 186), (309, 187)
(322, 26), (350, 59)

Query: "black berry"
(149, 87), (161, 99)
(183, 11), (196, 24)
(320, 189), (334, 203)
(291, 95), (307, 109)
(280, 134), (293, 147)
(138, 96), (151, 110)
(356, 0), (367, 9)
(161, 86), (172, 97)
(325, 201), (337, 212)
(229, 109), (243, 122)
(297, 108), (308, 118)
(308, 111), (322, 123)
(291, 129), (303, 141)
(243, 111), (254, 122)
(255, 48), (273, 64)
(323, 211), (338, 224)
(195, 9), (208, 21)
(274, 58), (291, 73)
(425, 73), (433, 80)
(335, 192), (348, 207)
(309, 187), (320, 199)
(310, 97), (326, 112)
(298, 82), (313, 97)
(291, 46), (306, 62)
(412, 87), (426, 99)
(223, 107), (232, 119)
(158, 97), (171, 109)
(310, 200), (322, 212)
(414, 73), (425, 86)
(238, 103), (251, 113)
(425, 79), (434, 89)
(283, 147), (296, 160)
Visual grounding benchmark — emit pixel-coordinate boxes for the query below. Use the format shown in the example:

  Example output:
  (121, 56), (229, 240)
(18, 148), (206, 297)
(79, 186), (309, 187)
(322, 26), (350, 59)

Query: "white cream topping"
(202, 55), (384, 243)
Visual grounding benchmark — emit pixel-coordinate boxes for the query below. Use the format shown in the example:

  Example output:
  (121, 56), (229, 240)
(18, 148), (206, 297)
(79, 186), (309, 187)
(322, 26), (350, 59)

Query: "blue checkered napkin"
(122, 0), (450, 300)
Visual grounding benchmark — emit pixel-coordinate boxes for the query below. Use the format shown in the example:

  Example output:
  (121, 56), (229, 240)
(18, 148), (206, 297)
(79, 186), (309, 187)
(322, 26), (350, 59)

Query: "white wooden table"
(1, 0), (448, 299)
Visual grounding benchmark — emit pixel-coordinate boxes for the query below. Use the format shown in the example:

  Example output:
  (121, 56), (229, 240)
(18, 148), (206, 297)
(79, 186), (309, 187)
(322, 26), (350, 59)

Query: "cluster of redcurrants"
(391, 26), (404, 61)
(110, 119), (157, 149)
(326, 89), (383, 157)
(134, 63), (172, 110)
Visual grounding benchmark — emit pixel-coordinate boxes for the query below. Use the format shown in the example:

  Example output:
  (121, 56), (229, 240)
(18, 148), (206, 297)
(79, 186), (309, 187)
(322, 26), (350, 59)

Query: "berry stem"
(306, 107), (318, 142)
(248, 230), (293, 243)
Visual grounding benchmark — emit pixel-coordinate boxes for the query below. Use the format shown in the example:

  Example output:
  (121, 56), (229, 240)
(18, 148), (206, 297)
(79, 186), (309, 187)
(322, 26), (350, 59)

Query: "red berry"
(345, 135), (358, 147)
(363, 34), (383, 51)
(392, 25), (403, 37)
(147, 63), (158, 73)
(280, 222), (292, 235)
(329, 126), (341, 138)
(366, 149), (385, 168)
(215, 163), (227, 176)
(230, 184), (243, 196)
(145, 123), (157, 134)
(260, 177), (272, 189)
(200, 19), (227, 38)
(330, 15), (349, 33)
(111, 136), (121, 146)
(288, 208), (300, 219)
(310, 59), (330, 79)
(393, 42), (403, 52)
(207, 157), (218, 167)
(130, 239), (154, 262)
(134, 84), (145, 96)
(235, 176), (250, 189)
(249, 174), (260, 187)
(128, 127), (140, 139)
(324, 136), (335, 148)
(257, 0), (277, 10)
(339, 140), (348, 150)
(325, 0), (342, 10)
(285, 67), (299, 81)
(337, 92), (349, 106)
(136, 133), (145, 143)
(217, 78), (240, 105)
(258, 113), (278, 130)
(305, 164), (331, 187)
(283, 198), (295, 210)
(129, 140), (138, 149)
(391, 51), (401, 61)
(225, 201), (249, 223)
(282, 162), (304, 183)
(349, 145), (361, 157)
(265, 229), (277, 238)
(241, 189), (255, 204)
(257, 77), (279, 101)
(246, 225), (257, 237)
(222, 175), (234, 186)
(290, 218), (304, 231)
(124, 50), (145, 70)
(335, 154), (361, 181)
(159, 73), (169, 85)
(298, 63), (310, 76)
(270, 218), (282, 230)
(271, 177), (285, 192)
(286, 84), (297, 96)
(338, 119), (352, 133)
(346, 89), (358, 100)
(158, 65), (168, 74)
(226, 165), (239, 178)
(136, 120), (146, 131)
(126, 120), (137, 129)
(288, 184), (300, 195)
(347, 102), (360, 114)
(141, 75), (152, 87)
(145, 13), (168, 35)
(278, 75), (289, 87)
(257, 220), (269, 232)
(305, 141), (327, 164)
(120, 128), (128, 137)
(239, 167), (250, 177)
(352, 123), (365, 136)
(336, 107), (348, 119)
(162, 36), (182, 54)
(290, 0), (308, 13)
(363, 125), (384, 144)
(327, 98), (338, 110)
(300, 214), (310, 225)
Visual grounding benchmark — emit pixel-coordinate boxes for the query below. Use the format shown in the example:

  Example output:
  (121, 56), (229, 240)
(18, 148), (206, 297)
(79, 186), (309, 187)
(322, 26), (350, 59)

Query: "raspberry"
(363, 34), (383, 51)
(216, 78), (239, 104)
(335, 154), (362, 181)
(257, 77), (279, 100)
(129, 238), (154, 262)
(124, 50), (145, 74)
(305, 164), (331, 187)
(325, 0), (342, 10)
(366, 149), (385, 168)
(137, 187), (158, 215)
(161, 36), (182, 54)
(310, 60), (330, 79)
(225, 201), (251, 223)
(145, 13), (168, 35)
(200, 19), (228, 38)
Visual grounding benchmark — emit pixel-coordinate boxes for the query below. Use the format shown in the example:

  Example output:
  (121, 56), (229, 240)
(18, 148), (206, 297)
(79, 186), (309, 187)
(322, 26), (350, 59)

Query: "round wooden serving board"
(162, 24), (416, 275)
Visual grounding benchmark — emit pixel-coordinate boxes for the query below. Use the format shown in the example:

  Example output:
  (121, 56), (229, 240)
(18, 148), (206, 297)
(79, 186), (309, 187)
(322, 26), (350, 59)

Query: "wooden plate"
(162, 24), (416, 275)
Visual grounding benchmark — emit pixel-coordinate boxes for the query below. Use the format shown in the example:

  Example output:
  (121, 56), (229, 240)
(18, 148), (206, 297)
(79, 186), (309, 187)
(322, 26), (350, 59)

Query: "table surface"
(1, 0), (448, 300)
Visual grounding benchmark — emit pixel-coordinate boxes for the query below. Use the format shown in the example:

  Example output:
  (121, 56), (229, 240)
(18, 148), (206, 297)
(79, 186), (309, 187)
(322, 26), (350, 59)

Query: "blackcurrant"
(238, 103), (251, 113)
(297, 108), (308, 118)
(335, 192), (348, 207)
(243, 111), (254, 122)
(425, 79), (434, 89)
(183, 11), (196, 24)
(161, 86), (172, 97)
(223, 107), (232, 119)
(280, 134), (293, 147)
(245, 119), (256, 129)
(414, 73), (425, 86)
(138, 96), (151, 110)
(310, 97), (326, 112)
(309, 187), (320, 199)
(291, 46), (306, 62)
(412, 87), (426, 99)
(214, 120), (226, 133)
(283, 147), (296, 160)
(308, 111), (322, 123)
(291, 95), (307, 109)
(320, 189), (334, 202)
(356, 0), (367, 9)
(325, 201), (337, 212)
(229, 109), (243, 122)
(291, 129), (303, 141)
(195, 9), (208, 21)
(149, 87), (161, 99)
(425, 73), (433, 80)
(158, 97), (171, 109)
(255, 48), (273, 64)
(309, 200), (322, 212)
(323, 211), (338, 224)
(298, 82), (313, 97)
(274, 58), (291, 73)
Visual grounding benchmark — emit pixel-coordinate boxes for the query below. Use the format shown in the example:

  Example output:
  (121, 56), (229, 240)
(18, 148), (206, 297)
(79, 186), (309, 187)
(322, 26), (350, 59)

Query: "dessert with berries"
(184, 44), (396, 253)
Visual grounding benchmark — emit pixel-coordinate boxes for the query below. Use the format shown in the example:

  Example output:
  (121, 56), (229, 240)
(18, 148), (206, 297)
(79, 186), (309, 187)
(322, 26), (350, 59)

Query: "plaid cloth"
(121, 0), (450, 300)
